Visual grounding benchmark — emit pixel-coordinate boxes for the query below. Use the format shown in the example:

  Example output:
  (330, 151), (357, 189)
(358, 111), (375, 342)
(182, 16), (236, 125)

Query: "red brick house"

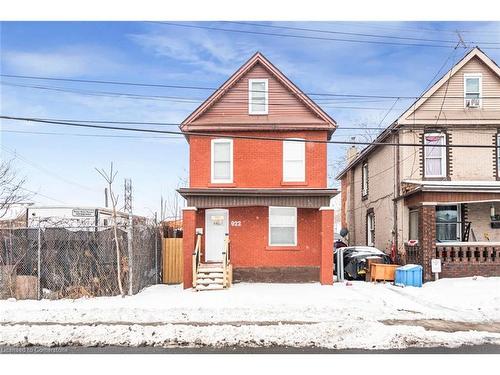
(178, 52), (338, 290)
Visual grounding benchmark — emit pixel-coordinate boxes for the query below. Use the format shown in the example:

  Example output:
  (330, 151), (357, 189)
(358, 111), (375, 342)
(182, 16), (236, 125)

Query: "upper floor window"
(361, 161), (368, 197)
(283, 139), (305, 182)
(269, 206), (297, 246)
(248, 79), (268, 115)
(464, 73), (482, 108)
(211, 138), (233, 183)
(424, 133), (447, 178)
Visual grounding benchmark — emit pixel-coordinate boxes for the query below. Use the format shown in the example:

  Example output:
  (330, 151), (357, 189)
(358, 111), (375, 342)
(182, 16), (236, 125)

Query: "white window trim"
(435, 204), (462, 242)
(282, 138), (306, 182)
(424, 132), (447, 178)
(367, 212), (375, 247)
(211, 138), (233, 184)
(361, 162), (368, 197)
(248, 78), (268, 115)
(268, 206), (297, 247)
(463, 73), (482, 108)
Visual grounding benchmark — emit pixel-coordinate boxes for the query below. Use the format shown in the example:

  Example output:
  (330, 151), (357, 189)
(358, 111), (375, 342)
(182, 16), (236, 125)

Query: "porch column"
(419, 204), (436, 282)
(182, 207), (197, 289)
(319, 207), (335, 285)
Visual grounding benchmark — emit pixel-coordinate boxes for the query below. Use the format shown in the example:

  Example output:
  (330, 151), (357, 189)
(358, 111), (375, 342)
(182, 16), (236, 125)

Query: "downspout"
(393, 130), (400, 261)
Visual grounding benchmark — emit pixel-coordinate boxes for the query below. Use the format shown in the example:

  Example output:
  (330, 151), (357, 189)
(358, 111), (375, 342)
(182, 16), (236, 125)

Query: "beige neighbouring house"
(337, 47), (500, 282)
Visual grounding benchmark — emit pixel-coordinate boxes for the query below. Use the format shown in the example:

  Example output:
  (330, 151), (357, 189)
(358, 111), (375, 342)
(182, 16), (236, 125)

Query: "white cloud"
(128, 27), (255, 75)
(1, 45), (124, 77)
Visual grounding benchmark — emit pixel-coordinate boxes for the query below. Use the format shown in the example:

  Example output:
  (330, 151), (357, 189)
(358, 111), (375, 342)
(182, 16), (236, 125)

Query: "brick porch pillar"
(319, 207), (335, 285)
(419, 204), (436, 282)
(182, 207), (197, 289)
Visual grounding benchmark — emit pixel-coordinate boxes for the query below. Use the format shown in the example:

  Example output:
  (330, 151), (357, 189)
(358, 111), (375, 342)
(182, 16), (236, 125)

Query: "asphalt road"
(1, 344), (500, 354)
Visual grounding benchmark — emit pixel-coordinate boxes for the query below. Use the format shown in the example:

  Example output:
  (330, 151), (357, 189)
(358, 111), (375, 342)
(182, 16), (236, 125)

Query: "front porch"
(402, 181), (500, 281)
(178, 188), (337, 289)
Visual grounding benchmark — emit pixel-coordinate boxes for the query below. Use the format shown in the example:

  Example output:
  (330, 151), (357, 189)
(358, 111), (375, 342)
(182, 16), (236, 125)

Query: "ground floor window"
(436, 205), (460, 242)
(409, 209), (419, 240)
(367, 210), (375, 246)
(269, 206), (297, 246)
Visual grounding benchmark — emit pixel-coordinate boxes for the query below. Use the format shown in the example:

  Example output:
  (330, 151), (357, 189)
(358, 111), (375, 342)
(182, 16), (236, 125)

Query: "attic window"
(249, 79), (268, 115)
(464, 73), (482, 108)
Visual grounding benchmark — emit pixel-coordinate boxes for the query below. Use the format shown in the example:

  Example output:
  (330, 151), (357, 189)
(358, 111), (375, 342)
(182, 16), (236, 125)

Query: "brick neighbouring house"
(178, 52), (338, 289)
(337, 47), (500, 282)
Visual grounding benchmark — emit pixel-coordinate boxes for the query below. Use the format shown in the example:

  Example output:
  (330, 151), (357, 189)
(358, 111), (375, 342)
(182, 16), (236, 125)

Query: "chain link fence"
(0, 224), (160, 299)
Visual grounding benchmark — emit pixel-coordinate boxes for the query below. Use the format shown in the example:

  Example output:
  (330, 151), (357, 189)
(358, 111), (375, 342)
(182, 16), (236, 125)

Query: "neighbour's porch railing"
(435, 242), (500, 263)
(222, 234), (231, 288)
(405, 242), (421, 265)
(192, 233), (202, 288)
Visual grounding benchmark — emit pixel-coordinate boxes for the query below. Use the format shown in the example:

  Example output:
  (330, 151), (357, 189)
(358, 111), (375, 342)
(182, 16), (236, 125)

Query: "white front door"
(205, 209), (229, 262)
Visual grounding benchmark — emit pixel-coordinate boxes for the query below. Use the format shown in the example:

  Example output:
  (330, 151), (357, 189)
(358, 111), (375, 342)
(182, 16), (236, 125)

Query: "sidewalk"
(1, 277), (499, 349)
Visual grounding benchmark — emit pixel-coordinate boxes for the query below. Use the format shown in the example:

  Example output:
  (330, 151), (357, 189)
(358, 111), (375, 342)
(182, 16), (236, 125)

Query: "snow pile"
(0, 277), (499, 349)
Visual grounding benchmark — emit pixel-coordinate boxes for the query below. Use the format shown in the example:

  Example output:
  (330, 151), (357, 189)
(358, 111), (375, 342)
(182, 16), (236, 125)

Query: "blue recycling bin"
(395, 264), (423, 287)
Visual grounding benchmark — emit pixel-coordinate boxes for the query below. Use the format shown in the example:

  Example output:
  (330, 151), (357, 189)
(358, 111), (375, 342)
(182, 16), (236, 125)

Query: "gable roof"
(398, 46), (500, 123)
(180, 52), (337, 137)
(336, 47), (500, 179)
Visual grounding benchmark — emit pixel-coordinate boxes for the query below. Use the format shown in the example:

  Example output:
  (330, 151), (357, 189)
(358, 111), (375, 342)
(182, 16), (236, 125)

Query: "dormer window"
(464, 73), (482, 108)
(249, 79), (268, 115)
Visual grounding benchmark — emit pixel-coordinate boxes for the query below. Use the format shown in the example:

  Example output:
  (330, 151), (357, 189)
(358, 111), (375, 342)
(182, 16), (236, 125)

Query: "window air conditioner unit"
(465, 98), (480, 108)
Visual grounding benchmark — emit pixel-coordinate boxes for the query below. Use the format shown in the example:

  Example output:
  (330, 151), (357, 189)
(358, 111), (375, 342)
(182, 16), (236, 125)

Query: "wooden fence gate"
(162, 238), (183, 284)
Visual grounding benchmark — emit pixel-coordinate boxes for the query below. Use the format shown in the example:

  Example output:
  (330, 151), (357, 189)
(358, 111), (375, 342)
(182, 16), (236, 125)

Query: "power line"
(151, 22), (473, 49)
(222, 21), (500, 46)
(0, 81), (411, 111)
(3, 115), (494, 133)
(15, 185), (67, 205)
(0, 144), (98, 192)
(0, 128), (381, 140)
(2, 115), (499, 149)
(0, 115), (388, 130)
(320, 21), (500, 36)
(0, 129), (184, 138)
(4, 72), (500, 100)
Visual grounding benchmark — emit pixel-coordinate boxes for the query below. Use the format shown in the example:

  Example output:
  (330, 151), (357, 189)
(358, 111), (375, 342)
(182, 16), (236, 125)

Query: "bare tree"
(95, 162), (125, 297)
(0, 159), (29, 220)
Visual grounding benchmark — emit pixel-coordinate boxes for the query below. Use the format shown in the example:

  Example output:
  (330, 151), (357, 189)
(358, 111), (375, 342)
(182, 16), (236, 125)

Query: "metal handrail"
(192, 234), (202, 288)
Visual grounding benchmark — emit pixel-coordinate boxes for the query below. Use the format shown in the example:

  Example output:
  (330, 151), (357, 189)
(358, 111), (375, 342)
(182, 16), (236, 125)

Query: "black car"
(334, 246), (392, 280)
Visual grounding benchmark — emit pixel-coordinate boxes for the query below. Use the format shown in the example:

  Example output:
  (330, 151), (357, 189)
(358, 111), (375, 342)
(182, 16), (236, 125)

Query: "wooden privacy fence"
(162, 238), (183, 284)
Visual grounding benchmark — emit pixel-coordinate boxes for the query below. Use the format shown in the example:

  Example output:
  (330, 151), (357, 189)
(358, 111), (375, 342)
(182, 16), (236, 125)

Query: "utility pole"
(124, 178), (133, 295)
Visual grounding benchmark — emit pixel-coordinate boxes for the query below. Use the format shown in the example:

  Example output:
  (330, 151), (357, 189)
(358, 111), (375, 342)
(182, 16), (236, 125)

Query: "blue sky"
(1, 21), (500, 217)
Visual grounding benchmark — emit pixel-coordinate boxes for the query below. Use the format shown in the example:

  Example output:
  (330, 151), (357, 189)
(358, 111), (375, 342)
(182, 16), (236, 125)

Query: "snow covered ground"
(1, 277), (499, 349)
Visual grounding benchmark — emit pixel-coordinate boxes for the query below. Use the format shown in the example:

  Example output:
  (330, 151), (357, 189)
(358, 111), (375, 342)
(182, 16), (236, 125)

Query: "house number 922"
(231, 220), (241, 227)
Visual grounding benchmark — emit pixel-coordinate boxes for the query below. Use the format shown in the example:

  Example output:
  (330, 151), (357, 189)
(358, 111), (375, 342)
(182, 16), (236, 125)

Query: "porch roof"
(177, 188), (338, 209)
(402, 180), (500, 194)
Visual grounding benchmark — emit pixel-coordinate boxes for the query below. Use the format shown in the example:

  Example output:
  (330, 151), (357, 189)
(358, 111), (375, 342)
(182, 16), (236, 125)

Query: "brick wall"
(197, 206), (322, 269)
(439, 263), (500, 278)
(417, 204), (500, 281)
(419, 205), (436, 281)
(189, 131), (328, 188)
